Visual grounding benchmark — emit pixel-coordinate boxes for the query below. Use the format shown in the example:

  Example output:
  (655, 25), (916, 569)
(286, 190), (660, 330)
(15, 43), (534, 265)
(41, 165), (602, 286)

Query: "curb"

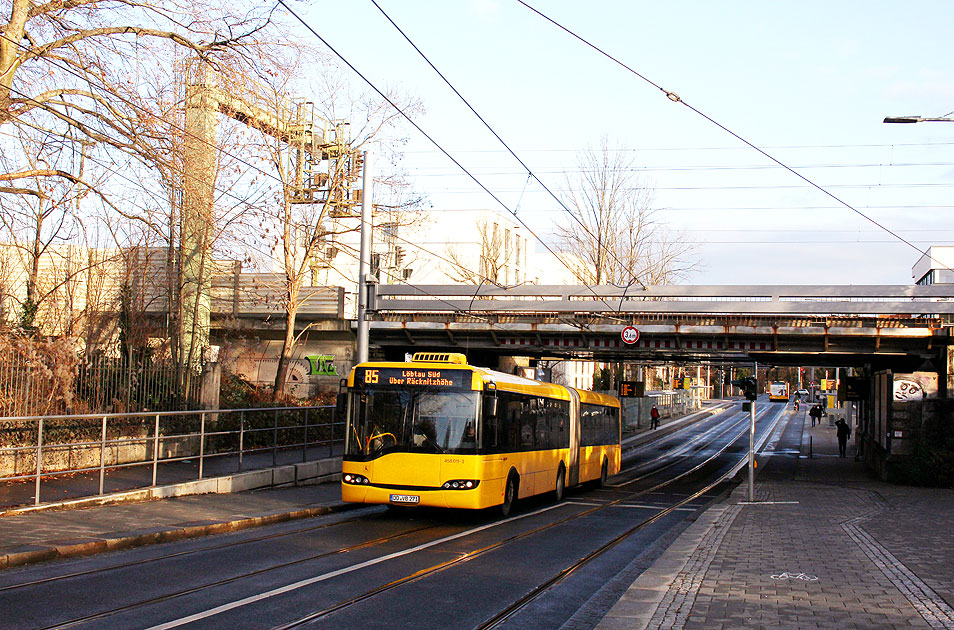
(0, 499), (361, 570)
(1, 459), (342, 517)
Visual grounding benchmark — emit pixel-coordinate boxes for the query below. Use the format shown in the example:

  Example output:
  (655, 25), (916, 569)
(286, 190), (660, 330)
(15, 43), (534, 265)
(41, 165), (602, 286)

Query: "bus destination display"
(356, 367), (469, 390)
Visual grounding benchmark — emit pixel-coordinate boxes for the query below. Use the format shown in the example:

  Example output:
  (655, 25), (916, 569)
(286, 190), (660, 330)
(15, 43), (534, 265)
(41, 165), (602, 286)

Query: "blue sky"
(288, 1), (954, 285)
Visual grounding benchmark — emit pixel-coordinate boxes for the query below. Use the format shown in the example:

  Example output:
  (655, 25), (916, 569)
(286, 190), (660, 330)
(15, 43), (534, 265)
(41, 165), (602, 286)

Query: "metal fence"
(0, 405), (341, 508)
(618, 387), (712, 431)
(0, 351), (192, 417)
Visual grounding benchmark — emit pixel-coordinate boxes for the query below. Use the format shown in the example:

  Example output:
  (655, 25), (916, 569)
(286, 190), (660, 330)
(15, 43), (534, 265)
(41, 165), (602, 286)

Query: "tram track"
(35, 520), (445, 630)
(17, 403), (785, 630)
(266, 411), (763, 630)
(477, 403), (791, 629)
(475, 472), (733, 630)
(613, 408), (756, 485)
(0, 507), (383, 594)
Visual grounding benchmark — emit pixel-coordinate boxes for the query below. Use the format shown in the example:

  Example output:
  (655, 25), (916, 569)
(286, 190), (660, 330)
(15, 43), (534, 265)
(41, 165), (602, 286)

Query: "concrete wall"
(224, 336), (355, 397)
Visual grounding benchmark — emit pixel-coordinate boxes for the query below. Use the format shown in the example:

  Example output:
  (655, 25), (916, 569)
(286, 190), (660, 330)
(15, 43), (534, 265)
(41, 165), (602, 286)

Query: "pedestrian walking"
(809, 404), (821, 427)
(650, 404), (660, 430)
(835, 418), (851, 457)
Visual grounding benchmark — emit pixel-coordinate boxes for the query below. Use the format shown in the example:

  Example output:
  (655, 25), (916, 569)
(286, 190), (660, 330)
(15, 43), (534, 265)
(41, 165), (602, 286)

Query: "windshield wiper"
(413, 424), (445, 453)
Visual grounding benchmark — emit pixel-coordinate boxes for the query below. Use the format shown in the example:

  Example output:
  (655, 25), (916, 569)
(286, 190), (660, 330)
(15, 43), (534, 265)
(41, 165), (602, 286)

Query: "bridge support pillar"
(946, 346), (954, 398)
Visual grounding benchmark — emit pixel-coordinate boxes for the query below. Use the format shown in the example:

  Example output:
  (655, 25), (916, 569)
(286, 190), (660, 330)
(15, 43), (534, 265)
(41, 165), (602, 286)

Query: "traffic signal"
(731, 376), (758, 401)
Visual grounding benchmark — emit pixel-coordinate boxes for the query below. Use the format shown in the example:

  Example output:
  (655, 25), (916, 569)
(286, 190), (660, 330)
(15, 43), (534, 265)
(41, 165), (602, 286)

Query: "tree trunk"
(273, 307), (298, 401)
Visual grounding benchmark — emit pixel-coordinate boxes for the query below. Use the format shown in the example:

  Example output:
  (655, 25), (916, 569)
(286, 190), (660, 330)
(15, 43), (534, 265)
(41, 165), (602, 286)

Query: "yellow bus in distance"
(340, 352), (621, 515)
(769, 381), (790, 401)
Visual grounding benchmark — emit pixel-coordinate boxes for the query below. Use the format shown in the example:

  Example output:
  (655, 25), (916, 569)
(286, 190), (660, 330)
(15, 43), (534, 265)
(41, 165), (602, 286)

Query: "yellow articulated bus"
(339, 352), (621, 516)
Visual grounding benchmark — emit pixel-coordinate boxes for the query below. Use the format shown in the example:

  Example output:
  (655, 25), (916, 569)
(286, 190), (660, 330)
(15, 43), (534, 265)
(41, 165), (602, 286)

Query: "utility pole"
(357, 150), (373, 364)
(749, 361), (757, 502)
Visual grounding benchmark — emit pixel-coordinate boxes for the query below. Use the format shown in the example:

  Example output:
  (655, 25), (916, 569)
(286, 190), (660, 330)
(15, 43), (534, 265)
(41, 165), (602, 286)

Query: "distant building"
(912, 246), (954, 285)
(307, 208), (577, 317)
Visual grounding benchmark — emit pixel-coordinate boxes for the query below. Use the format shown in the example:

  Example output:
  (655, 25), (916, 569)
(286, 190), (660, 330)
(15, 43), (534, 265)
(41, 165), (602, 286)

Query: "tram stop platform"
(596, 409), (954, 630)
(0, 404), (952, 630)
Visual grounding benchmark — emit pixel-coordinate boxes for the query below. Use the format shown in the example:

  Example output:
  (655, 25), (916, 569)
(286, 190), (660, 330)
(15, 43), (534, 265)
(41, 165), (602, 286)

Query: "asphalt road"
(0, 400), (790, 630)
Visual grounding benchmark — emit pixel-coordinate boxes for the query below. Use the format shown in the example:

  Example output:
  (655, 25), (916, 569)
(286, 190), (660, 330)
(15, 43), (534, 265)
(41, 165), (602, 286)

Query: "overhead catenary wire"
(369, 0), (653, 294)
(401, 140), (954, 154)
(275, 0), (629, 321)
(325, 241), (495, 322)
(516, 0), (954, 276)
(0, 32), (507, 297)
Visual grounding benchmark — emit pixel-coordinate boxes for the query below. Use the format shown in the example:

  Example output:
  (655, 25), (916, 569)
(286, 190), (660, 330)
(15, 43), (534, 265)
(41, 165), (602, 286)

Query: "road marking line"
(144, 502), (569, 630)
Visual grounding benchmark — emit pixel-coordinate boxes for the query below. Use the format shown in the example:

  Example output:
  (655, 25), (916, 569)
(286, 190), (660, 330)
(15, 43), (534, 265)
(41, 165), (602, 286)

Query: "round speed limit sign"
(621, 326), (640, 345)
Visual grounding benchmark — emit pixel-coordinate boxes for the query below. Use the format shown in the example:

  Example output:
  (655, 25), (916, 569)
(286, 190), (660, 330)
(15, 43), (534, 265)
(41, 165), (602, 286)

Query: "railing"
(374, 284), (954, 315)
(617, 388), (710, 431)
(0, 406), (341, 508)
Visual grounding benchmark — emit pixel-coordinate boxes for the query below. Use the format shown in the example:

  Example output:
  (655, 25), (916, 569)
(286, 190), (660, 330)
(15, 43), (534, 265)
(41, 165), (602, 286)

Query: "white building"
(308, 208), (578, 316)
(912, 246), (954, 285)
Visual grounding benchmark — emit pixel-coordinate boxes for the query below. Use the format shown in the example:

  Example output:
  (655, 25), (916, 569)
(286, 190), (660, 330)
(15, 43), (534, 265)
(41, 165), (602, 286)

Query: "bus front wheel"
(500, 474), (518, 517)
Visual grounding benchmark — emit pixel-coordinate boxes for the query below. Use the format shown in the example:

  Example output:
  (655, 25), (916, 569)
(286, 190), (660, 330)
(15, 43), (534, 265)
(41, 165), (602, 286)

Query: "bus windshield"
(346, 389), (479, 460)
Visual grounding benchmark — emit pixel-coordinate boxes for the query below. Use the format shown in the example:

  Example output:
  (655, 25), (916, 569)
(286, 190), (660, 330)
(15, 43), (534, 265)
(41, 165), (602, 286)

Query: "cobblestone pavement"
(596, 409), (954, 630)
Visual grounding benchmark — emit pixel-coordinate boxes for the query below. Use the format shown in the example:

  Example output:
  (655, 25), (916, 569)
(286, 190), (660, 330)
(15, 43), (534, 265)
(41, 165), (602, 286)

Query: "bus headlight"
(343, 473), (370, 485)
(442, 480), (479, 490)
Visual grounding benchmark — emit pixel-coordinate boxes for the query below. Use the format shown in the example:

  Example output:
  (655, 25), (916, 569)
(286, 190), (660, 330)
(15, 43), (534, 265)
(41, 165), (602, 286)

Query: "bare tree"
(226, 55), (421, 400)
(444, 217), (509, 285)
(554, 138), (695, 287)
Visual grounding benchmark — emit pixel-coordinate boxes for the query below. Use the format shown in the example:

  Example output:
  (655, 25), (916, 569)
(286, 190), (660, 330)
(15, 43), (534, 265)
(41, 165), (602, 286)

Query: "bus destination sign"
(356, 367), (469, 390)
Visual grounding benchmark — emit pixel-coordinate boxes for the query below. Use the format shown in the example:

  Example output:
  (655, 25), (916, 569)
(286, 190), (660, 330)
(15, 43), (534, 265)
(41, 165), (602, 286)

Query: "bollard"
(810, 435), (813, 459)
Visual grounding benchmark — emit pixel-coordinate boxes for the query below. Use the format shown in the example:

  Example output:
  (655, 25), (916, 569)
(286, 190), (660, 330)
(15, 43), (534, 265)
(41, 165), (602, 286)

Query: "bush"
(219, 370), (336, 410)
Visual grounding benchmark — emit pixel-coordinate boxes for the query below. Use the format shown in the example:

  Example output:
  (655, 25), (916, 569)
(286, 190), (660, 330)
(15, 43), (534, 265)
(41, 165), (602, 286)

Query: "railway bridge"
(368, 284), (954, 379)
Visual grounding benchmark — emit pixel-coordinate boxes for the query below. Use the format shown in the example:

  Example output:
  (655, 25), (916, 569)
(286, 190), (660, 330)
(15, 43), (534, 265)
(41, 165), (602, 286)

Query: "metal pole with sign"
(749, 362), (757, 502)
(357, 151), (373, 364)
(748, 398), (756, 502)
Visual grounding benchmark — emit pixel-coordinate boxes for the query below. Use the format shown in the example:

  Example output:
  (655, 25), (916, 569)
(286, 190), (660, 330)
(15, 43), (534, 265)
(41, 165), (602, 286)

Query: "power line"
(398, 182), (954, 194)
(369, 0), (699, 295)
(0, 30), (507, 297)
(401, 161), (954, 177)
(276, 0), (629, 319)
(369, 2), (597, 244)
(516, 0), (954, 275)
(401, 141), (954, 155)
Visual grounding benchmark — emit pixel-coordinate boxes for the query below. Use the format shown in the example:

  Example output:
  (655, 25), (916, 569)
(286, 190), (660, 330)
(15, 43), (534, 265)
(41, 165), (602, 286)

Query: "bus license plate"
(390, 494), (419, 504)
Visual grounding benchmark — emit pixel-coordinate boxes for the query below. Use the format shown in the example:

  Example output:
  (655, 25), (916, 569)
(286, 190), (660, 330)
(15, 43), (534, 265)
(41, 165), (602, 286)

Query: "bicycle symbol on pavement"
(771, 572), (818, 581)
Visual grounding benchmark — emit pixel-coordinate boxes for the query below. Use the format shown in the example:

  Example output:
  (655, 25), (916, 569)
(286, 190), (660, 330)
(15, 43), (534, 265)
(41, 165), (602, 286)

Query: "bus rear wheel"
(500, 474), (518, 517)
(553, 465), (566, 503)
(597, 459), (608, 488)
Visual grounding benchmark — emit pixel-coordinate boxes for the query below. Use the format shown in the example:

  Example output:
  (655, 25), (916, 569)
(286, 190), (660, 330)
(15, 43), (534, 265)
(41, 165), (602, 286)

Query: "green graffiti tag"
(306, 355), (339, 376)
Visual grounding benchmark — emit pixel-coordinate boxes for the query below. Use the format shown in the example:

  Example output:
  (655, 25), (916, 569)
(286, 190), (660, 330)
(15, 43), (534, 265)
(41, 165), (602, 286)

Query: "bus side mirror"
(335, 378), (348, 419)
(486, 394), (498, 417)
(483, 384), (499, 449)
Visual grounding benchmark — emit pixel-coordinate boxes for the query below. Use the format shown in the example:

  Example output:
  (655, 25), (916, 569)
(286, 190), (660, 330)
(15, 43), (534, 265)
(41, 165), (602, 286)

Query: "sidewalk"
(0, 483), (355, 569)
(597, 409), (954, 630)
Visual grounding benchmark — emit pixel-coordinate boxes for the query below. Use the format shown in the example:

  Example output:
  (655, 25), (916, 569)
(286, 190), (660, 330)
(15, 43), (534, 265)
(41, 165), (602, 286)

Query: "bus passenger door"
(567, 388), (580, 487)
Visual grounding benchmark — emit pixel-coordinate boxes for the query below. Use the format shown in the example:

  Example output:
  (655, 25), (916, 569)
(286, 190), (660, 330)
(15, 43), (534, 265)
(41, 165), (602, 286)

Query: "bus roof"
(472, 366), (571, 400)
(347, 358), (619, 407)
(577, 388), (622, 408)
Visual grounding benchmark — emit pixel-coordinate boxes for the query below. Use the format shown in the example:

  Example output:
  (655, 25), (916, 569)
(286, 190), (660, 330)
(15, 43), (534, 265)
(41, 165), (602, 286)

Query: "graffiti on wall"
(307, 355), (339, 376)
(893, 372), (937, 401)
